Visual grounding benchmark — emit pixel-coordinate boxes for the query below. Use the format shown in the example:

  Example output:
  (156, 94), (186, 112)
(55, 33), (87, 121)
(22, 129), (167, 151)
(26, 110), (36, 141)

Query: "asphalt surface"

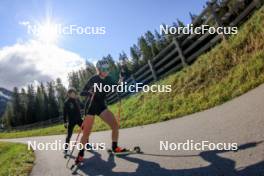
(1, 84), (264, 176)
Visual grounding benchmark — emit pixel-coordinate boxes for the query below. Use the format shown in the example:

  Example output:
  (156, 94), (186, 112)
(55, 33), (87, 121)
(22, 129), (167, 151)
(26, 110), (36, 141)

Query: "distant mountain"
(0, 88), (12, 118)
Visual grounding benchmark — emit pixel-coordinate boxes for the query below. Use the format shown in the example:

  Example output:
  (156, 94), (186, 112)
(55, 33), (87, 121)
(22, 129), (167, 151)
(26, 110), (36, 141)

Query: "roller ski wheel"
(133, 146), (141, 153)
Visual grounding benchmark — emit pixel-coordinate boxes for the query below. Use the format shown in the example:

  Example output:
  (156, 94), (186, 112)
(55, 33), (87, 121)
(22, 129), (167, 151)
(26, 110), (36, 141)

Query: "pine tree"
(130, 44), (141, 70)
(177, 19), (185, 27)
(74, 61), (96, 93)
(40, 82), (49, 120)
(12, 87), (23, 126)
(26, 84), (36, 123)
(68, 72), (80, 92)
(20, 88), (27, 124)
(78, 70), (86, 86)
(189, 12), (198, 22)
(47, 82), (59, 119)
(118, 51), (131, 79)
(35, 86), (45, 121)
(118, 51), (129, 64)
(85, 61), (96, 77)
(2, 103), (13, 128)
(138, 36), (152, 63)
(55, 78), (67, 114)
(145, 31), (159, 57)
(154, 30), (167, 51)
(145, 31), (156, 45)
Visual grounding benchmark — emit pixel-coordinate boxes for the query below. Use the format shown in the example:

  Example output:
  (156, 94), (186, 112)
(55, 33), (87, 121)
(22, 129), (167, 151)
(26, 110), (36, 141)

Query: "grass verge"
(0, 6), (264, 139)
(0, 142), (34, 176)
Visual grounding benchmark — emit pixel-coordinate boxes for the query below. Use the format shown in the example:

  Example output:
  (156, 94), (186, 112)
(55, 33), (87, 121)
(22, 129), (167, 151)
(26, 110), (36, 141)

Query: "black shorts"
(85, 99), (107, 116)
(68, 118), (83, 126)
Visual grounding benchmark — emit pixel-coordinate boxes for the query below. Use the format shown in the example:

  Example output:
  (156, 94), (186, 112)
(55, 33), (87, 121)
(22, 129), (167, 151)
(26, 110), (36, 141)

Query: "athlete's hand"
(64, 123), (68, 129)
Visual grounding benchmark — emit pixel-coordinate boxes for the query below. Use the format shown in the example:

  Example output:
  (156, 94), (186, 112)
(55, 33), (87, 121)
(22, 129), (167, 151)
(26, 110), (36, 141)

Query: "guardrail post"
(173, 38), (188, 67)
(130, 74), (136, 85)
(148, 60), (158, 81)
(207, 1), (227, 40)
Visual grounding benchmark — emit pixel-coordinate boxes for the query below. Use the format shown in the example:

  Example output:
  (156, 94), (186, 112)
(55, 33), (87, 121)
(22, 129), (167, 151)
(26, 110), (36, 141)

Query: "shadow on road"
(73, 141), (264, 176)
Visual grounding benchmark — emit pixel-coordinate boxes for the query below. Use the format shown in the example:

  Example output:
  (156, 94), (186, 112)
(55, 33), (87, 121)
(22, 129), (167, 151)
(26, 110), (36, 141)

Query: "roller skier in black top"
(63, 88), (83, 154)
(74, 60), (128, 164)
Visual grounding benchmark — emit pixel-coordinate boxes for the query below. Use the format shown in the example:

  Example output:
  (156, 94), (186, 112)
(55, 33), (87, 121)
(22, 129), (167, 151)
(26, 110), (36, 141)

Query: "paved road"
(1, 84), (264, 176)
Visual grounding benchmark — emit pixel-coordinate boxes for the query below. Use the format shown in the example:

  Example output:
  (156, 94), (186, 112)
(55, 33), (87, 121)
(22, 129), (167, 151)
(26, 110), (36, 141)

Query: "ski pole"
(116, 92), (122, 127)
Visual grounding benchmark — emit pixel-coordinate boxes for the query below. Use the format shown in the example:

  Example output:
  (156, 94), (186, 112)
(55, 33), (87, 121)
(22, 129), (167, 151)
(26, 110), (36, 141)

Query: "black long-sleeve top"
(80, 75), (115, 104)
(63, 98), (82, 124)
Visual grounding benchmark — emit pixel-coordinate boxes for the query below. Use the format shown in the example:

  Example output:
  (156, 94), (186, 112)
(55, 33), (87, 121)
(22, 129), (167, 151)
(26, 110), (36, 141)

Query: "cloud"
(19, 21), (30, 26)
(0, 40), (86, 90)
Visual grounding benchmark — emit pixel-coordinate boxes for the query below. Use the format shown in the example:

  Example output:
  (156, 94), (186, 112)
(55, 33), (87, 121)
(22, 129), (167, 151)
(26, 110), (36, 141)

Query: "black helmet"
(67, 87), (77, 94)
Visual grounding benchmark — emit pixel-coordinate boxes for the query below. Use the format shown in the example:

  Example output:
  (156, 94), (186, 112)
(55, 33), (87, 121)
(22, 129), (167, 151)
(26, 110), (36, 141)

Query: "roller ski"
(66, 153), (83, 170)
(66, 143), (97, 169)
(107, 146), (142, 156)
(69, 154), (84, 170)
(64, 143), (95, 159)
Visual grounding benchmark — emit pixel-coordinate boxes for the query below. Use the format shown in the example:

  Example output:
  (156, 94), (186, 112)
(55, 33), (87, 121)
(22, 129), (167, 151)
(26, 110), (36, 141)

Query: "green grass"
(0, 7), (264, 139)
(0, 142), (34, 176)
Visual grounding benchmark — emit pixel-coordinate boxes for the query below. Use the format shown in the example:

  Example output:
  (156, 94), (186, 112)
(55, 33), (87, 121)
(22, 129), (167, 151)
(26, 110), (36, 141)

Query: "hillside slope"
(108, 6), (264, 129)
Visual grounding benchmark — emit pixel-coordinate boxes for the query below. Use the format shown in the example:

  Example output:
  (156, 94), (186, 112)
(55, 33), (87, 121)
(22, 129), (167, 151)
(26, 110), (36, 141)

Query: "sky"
(0, 0), (207, 90)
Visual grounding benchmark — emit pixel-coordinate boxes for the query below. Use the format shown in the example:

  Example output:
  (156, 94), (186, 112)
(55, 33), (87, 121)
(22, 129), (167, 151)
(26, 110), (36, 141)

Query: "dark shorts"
(85, 99), (107, 116)
(68, 118), (83, 126)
